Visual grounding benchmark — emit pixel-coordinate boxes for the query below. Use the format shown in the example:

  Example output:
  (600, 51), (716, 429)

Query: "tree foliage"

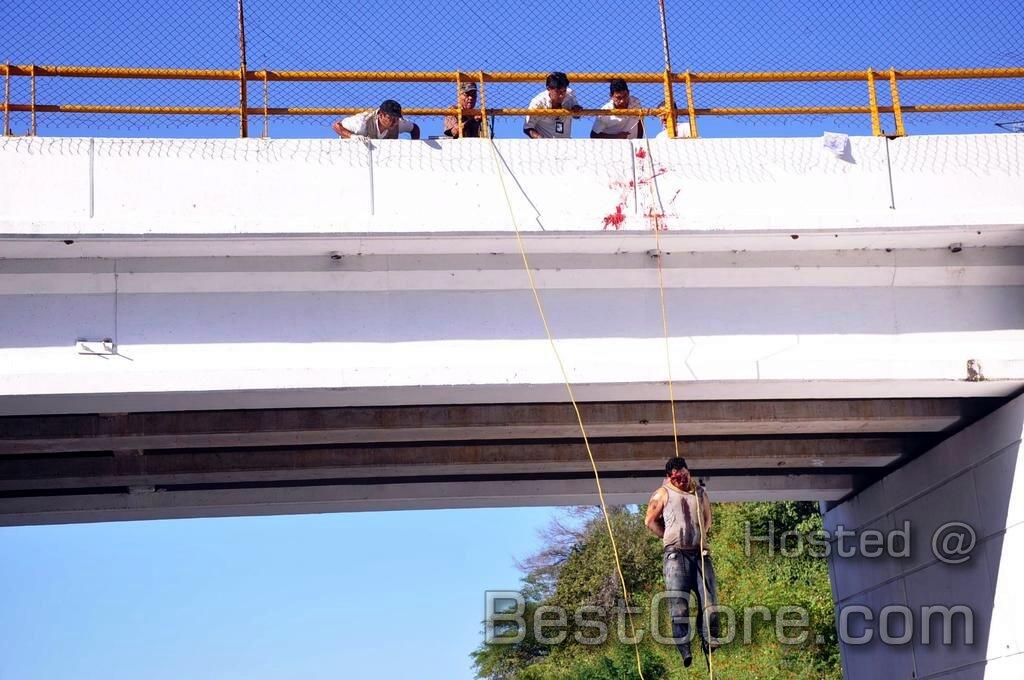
(472, 501), (841, 679)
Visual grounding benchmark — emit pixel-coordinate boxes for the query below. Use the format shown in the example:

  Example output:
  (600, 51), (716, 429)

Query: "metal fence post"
(237, 0), (249, 138)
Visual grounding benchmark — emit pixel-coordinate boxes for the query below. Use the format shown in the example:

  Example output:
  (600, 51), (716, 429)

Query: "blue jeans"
(662, 548), (720, 657)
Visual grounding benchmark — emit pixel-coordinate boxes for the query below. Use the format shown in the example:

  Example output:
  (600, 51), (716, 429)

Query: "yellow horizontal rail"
(680, 67), (1024, 83)
(8, 103), (1023, 117)
(2, 64), (1023, 83)
(3, 64), (1023, 138)
(4, 104), (662, 116)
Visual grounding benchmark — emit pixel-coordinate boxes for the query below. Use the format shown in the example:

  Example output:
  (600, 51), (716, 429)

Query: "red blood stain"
(602, 204), (626, 230)
(632, 166), (670, 188)
(646, 208), (668, 231)
(635, 148), (647, 159)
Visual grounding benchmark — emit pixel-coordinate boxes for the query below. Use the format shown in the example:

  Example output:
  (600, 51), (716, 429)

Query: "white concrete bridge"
(0, 133), (1022, 526)
(3, 132), (1024, 678)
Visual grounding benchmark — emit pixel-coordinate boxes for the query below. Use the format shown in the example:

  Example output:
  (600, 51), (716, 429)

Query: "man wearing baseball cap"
(443, 83), (483, 138)
(332, 99), (421, 139)
(645, 456), (721, 669)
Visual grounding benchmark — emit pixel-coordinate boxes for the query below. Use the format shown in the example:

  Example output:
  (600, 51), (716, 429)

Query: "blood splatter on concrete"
(603, 151), (677, 229)
(603, 204), (626, 229)
(635, 167), (668, 186)
(645, 207), (668, 231)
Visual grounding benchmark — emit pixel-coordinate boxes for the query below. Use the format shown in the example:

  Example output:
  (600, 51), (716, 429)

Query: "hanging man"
(645, 456), (721, 668)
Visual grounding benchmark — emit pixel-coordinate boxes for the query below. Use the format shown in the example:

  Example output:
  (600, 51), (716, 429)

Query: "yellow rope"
(651, 214), (680, 457)
(643, 137), (716, 678)
(485, 137), (646, 680)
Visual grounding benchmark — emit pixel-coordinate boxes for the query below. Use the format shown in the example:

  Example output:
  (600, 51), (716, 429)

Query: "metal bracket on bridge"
(76, 338), (116, 356)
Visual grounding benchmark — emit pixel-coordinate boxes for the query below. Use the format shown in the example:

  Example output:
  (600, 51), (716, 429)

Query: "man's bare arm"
(644, 487), (667, 538)
(332, 120), (357, 138)
(700, 486), (713, 532)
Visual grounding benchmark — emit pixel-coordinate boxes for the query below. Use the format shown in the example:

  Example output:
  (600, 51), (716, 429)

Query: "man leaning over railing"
(332, 99), (421, 140)
(443, 83), (482, 138)
(655, 100), (687, 139)
(523, 71), (582, 139)
(590, 78), (644, 139)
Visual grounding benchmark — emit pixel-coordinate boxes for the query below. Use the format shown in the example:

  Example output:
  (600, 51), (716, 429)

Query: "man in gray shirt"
(645, 456), (721, 668)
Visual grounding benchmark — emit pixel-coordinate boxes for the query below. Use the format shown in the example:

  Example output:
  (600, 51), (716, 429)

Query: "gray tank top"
(662, 483), (708, 551)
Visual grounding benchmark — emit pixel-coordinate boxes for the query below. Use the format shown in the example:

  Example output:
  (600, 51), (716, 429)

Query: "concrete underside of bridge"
(0, 397), (1003, 524)
(1, 134), (1022, 529)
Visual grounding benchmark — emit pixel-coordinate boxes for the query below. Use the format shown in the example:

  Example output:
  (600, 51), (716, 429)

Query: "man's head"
(665, 456), (691, 489)
(609, 78), (630, 109)
(377, 99), (403, 131)
(457, 82), (478, 110)
(545, 71), (570, 109)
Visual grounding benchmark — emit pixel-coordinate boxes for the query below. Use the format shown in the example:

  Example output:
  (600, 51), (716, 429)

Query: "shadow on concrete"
(1, 285), (1021, 348)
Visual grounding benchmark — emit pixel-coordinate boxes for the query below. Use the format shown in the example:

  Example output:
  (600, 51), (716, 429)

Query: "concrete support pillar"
(824, 393), (1024, 678)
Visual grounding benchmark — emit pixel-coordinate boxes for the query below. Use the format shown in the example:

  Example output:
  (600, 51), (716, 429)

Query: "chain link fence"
(2, 0), (1022, 138)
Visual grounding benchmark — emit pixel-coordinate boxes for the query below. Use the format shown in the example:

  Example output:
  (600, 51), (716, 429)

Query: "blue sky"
(0, 507), (558, 679)
(2, 0), (1021, 139)
(1, 1), (1022, 678)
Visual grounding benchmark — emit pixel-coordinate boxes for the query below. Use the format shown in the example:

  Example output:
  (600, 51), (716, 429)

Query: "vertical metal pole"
(455, 71), (463, 139)
(657, 0), (674, 72)
(29, 64), (36, 136)
(888, 68), (905, 137)
(478, 71), (489, 139)
(3, 63), (10, 136)
(662, 70), (678, 139)
(684, 71), (698, 138)
(262, 70), (269, 138)
(237, 0), (249, 138)
(866, 68), (882, 136)
(656, 0), (679, 139)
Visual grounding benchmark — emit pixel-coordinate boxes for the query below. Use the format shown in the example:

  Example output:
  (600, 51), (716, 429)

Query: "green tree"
(472, 502), (841, 679)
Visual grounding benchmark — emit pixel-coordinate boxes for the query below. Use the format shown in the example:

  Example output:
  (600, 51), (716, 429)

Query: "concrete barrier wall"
(824, 393), (1024, 679)
(1, 134), (1021, 414)
(2, 134), (1022, 235)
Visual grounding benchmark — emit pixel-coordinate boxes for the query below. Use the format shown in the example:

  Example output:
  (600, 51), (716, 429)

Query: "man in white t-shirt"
(590, 78), (644, 139)
(332, 99), (420, 140)
(655, 99), (689, 139)
(523, 71), (582, 139)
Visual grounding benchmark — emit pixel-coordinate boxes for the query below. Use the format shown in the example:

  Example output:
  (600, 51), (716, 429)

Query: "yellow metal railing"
(2, 64), (1023, 138)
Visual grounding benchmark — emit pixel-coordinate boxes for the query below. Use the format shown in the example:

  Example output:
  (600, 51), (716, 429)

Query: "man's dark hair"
(665, 457), (689, 474)
(545, 71), (570, 89)
(378, 99), (403, 117)
(609, 78), (629, 95)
